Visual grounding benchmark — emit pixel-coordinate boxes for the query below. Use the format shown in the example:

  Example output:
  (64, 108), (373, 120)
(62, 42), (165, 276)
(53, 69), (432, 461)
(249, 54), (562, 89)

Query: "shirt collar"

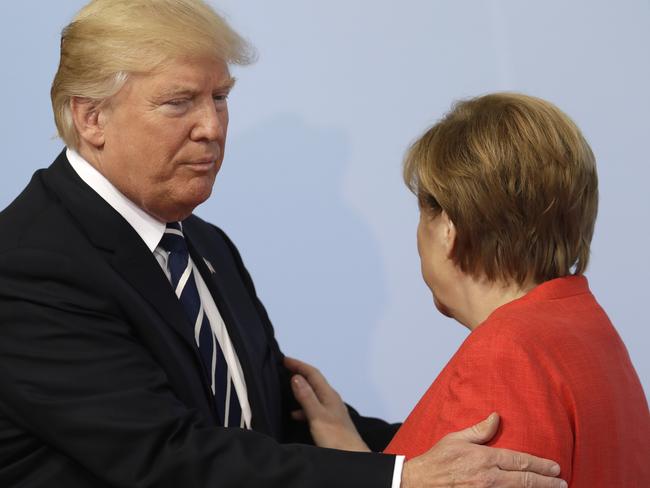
(66, 148), (166, 252)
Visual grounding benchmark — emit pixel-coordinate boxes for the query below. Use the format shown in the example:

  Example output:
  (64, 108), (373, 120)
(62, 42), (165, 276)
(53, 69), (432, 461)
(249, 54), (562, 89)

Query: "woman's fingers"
(285, 357), (371, 452)
(285, 356), (335, 404)
(290, 374), (325, 421)
(290, 409), (306, 421)
(284, 356), (316, 377)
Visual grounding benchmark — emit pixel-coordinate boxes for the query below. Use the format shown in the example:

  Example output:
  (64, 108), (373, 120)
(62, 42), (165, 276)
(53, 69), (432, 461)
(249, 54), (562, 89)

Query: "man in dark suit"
(0, 1), (566, 487)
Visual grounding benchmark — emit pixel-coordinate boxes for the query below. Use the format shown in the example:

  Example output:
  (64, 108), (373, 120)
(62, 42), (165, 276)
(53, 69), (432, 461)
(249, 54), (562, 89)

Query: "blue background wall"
(1, 0), (648, 422)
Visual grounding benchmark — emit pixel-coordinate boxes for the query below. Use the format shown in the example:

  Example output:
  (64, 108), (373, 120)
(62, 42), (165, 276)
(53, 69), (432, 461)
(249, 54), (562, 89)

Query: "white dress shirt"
(66, 148), (403, 486)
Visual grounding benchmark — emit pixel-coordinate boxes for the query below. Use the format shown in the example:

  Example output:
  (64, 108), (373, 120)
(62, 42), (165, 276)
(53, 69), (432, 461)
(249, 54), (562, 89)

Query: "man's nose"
(191, 101), (226, 142)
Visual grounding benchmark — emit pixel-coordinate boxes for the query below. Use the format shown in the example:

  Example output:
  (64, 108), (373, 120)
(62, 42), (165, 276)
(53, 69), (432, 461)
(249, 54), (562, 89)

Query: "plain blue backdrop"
(1, 0), (648, 422)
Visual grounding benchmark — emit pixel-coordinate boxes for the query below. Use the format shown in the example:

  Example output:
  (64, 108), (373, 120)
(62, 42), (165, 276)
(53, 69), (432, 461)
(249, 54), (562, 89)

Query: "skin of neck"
(444, 271), (538, 331)
(77, 142), (105, 173)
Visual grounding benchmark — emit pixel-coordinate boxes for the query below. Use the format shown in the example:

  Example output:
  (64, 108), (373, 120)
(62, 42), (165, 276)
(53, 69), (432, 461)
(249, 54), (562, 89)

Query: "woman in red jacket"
(287, 93), (650, 487)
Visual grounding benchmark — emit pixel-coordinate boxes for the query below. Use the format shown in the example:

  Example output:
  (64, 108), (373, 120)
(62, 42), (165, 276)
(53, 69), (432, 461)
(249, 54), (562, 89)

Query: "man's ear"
(441, 210), (457, 258)
(70, 97), (106, 148)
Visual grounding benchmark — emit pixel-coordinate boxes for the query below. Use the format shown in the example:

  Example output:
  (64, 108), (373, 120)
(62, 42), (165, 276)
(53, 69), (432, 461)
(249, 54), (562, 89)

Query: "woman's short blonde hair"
(51, 0), (254, 149)
(404, 93), (598, 286)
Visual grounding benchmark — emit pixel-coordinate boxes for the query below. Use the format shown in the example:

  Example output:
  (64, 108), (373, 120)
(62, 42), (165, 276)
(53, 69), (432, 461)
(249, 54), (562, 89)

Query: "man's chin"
(177, 179), (216, 214)
(147, 192), (211, 223)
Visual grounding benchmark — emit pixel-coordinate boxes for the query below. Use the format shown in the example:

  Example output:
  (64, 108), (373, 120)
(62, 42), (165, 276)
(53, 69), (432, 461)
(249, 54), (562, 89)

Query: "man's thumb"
(448, 412), (500, 444)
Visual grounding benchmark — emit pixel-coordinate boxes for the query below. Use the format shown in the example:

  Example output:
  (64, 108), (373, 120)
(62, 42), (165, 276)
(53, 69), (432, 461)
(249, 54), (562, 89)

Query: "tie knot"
(159, 222), (188, 254)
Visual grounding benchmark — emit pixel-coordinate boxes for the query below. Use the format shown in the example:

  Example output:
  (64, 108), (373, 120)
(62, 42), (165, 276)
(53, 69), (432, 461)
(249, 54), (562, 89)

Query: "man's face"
(95, 57), (234, 222)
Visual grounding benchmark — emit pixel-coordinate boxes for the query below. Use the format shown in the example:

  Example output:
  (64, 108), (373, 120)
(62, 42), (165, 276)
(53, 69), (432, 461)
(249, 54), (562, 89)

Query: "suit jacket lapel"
(42, 151), (210, 392)
(111, 238), (197, 357)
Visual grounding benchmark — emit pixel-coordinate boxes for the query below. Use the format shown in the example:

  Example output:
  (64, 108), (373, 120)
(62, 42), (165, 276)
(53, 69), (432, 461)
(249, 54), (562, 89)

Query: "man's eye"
(166, 99), (189, 107)
(213, 94), (229, 103)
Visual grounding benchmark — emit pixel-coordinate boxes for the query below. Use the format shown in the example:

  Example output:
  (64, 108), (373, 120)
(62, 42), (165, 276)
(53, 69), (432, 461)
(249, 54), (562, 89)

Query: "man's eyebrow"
(155, 77), (237, 99)
(155, 87), (198, 100)
(217, 76), (237, 92)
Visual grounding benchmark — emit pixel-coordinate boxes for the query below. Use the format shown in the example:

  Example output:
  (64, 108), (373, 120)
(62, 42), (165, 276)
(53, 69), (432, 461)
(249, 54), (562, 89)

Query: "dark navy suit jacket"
(0, 151), (398, 487)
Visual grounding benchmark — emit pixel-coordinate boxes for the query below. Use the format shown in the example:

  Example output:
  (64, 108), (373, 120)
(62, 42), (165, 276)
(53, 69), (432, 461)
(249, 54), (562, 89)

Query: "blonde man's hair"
(404, 93), (598, 286)
(51, 0), (254, 149)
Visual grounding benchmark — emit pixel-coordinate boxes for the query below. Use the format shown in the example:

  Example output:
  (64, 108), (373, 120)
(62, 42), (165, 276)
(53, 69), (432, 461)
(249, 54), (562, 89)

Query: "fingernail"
(550, 464), (561, 476)
(292, 375), (305, 389)
(560, 481), (568, 488)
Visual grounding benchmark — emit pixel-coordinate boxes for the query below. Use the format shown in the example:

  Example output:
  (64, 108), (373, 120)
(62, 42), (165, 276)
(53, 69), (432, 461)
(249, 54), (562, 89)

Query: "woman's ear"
(70, 97), (106, 148)
(441, 210), (456, 258)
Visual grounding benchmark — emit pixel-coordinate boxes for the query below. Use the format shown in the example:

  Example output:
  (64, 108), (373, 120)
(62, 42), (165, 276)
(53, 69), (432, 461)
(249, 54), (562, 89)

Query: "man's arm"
(0, 247), (395, 488)
(399, 415), (565, 488)
(286, 357), (567, 488)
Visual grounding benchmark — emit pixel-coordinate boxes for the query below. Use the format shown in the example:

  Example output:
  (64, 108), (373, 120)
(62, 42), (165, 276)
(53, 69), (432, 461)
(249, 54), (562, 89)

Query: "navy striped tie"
(159, 222), (242, 428)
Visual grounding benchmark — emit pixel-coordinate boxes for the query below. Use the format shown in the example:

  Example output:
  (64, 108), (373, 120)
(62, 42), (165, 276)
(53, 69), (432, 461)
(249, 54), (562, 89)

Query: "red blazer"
(385, 276), (650, 487)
